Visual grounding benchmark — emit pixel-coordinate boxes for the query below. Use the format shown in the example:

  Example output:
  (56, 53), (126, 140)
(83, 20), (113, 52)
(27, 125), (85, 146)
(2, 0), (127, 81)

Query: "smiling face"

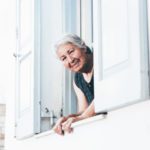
(56, 43), (87, 72)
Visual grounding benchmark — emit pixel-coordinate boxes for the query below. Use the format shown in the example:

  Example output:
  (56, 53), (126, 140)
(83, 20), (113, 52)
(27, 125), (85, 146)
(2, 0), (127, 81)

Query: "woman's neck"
(82, 68), (93, 83)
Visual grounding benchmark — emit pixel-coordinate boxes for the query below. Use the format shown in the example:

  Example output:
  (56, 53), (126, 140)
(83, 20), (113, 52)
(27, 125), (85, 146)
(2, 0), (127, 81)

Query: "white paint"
(0, 0), (16, 104)
(5, 98), (150, 150)
(4, 0), (150, 150)
(93, 0), (149, 113)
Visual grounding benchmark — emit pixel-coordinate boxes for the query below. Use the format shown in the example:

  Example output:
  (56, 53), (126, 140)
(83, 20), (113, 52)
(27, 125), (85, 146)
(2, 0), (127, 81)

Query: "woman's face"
(56, 43), (87, 72)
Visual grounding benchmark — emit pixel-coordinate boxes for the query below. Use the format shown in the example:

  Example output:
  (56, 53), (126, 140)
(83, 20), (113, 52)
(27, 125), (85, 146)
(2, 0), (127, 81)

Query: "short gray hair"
(54, 33), (87, 53)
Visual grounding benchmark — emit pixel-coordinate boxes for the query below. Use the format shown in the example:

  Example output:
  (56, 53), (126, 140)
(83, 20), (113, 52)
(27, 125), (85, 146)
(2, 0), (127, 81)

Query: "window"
(15, 0), (150, 139)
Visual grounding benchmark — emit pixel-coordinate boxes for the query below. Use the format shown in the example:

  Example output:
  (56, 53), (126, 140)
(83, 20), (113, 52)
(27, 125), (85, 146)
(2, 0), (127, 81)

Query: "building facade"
(4, 0), (150, 150)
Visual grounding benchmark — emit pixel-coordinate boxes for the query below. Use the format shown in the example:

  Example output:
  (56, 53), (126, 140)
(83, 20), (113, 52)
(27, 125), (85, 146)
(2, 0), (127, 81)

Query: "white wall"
(0, 0), (16, 149)
(4, 0), (150, 149)
(0, 1), (15, 105)
(5, 100), (150, 150)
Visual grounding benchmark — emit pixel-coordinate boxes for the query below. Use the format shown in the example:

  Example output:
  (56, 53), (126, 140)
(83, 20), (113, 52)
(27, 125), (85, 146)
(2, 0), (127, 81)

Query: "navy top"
(74, 73), (94, 105)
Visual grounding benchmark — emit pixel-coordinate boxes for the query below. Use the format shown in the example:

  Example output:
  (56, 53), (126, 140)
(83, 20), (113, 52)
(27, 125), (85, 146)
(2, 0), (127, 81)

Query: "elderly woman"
(53, 33), (95, 135)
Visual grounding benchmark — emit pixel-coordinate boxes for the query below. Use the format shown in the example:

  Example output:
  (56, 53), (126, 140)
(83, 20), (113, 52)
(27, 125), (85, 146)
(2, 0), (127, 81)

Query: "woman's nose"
(67, 56), (74, 63)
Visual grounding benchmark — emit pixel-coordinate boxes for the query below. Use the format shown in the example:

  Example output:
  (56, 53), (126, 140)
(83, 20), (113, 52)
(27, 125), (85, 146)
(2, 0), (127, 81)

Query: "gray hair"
(54, 33), (87, 53)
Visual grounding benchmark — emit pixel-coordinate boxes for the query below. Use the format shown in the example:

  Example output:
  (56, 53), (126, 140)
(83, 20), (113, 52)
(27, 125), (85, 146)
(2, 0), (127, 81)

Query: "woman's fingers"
(53, 117), (67, 135)
(53, 124), (63, 135)
(53, 116), (76, 135)
(62, 117), (75, 133)
(53, 125), (61, 135)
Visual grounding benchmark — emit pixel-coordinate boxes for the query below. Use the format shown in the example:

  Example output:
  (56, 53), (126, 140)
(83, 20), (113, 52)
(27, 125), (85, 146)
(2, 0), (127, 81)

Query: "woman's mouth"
(71, 60), (80, 69)
(72, 62), (79, 69)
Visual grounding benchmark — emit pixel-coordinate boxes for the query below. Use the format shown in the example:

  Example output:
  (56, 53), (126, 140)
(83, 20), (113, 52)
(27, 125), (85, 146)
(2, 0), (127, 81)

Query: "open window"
(15, 0), (150, 139)
(15, 0), (80, 138)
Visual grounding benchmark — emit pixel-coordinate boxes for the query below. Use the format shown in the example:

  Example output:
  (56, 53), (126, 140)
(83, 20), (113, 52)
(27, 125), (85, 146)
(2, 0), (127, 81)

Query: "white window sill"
(34, 113), (107, 139)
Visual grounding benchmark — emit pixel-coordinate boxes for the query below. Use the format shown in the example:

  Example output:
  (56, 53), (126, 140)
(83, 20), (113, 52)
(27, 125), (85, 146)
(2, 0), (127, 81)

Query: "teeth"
(71, 60), (79, 68)
(72, 63), (78, 68)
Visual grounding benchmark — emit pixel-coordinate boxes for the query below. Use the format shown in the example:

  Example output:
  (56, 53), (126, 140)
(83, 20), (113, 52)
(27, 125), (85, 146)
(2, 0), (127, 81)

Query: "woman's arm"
(61, 101), (95, 133)
(53, 101), (95, 135)
(53, 80), (95, 135)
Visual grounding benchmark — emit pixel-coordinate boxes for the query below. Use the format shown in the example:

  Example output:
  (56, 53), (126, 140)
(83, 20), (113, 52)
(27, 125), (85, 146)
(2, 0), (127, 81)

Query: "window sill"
(34, 113), (107, 139)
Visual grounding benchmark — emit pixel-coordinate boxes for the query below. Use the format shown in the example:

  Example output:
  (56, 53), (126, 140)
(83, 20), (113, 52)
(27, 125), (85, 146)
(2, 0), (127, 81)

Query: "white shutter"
(15, 0), (40, 139)
(93, 0), (149, 112)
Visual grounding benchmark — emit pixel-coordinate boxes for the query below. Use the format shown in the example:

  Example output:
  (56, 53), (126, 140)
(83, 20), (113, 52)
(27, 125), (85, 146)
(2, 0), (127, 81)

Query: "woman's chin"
(71, 67), (80, 73)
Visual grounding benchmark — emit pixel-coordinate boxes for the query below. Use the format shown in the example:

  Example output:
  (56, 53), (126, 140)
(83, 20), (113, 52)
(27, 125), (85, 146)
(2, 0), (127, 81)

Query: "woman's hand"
(53, 102), (95, 135)
(53, 116), (76, 135)
(53, 116), (67, 135)
(53, 113), (80, 135)
(61, 117), (76, 133)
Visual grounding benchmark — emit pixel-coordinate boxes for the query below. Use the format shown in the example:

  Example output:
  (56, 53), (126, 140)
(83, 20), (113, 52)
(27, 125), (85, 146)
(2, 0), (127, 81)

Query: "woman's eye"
(69, 49), (74, 54)
(61, 57), (66, 61)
